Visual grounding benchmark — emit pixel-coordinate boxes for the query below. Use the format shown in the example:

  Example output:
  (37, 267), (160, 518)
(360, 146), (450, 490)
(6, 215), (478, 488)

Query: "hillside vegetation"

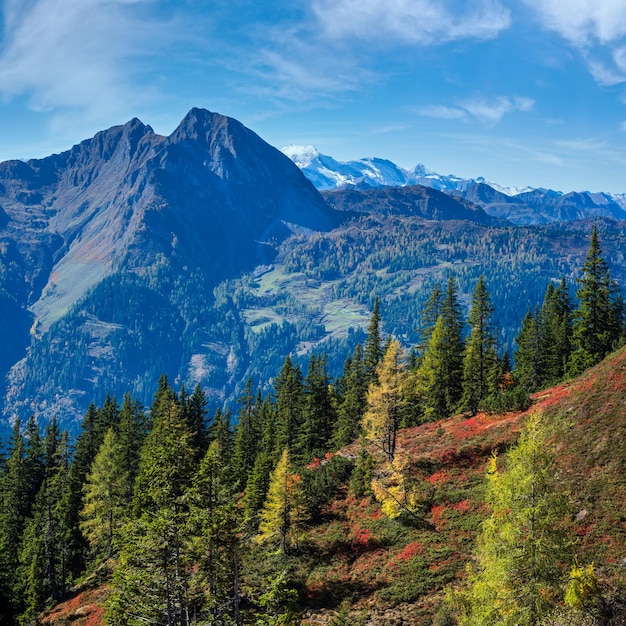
(29, 345), (626, 626)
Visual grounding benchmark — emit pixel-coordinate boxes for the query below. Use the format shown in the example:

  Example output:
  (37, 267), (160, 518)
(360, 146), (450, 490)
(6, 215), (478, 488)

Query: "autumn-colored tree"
(80, 428), (128, 561)
(362, 339), (406, 463)
(459, 412), (570, 625)
(256, 450), (308, 554)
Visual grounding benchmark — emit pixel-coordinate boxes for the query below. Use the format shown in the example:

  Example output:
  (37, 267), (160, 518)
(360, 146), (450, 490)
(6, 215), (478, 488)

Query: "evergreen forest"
(0, 226), (625, 626)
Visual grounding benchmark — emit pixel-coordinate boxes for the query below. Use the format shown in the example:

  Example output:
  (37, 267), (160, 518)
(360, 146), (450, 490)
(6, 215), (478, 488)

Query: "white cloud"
(460, 96), (534, 125)
(312, 0), (511, 46)
(0, 0), (179, 133)
(418, 96), (534, 125)
(521, 0), (626, 46)
(417, 105), (467, 120)
(521, 0), (626, 89)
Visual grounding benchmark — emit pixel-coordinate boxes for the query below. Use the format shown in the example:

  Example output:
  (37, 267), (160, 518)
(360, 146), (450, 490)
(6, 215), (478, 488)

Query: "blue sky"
(1, 1), (626, 193)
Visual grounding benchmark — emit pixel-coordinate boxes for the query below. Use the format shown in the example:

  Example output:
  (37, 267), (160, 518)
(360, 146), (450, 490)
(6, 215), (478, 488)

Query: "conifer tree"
(17, 420), (72, 624)
(461, 276), (497, 415)
(416, 275), (465, 420)
(362, 340), (406, 463)
(183, 384), (209, 459)
(233, 378), (261, 488)
(273, 356), (304, 458)
(116, 393), (147, 506)
(62, 401), (112, 579)
(189, 441), (242, 624)
(419, 281), (443, 350)
(364, 297), (383, 383)
(297, 354), (334, 463)
(109, 397), (196, 626)
(80, 428), (129, 562)
(0, 420), (29, 623)
(514, 308), (543, 392)
(209, 407), (233, 464)
(568, 226), (625, 375)
(256, 450), (308, 554)
(332, 344), (367, 449)
(459, 412), (570, 625)
(243, 398), (278, 525)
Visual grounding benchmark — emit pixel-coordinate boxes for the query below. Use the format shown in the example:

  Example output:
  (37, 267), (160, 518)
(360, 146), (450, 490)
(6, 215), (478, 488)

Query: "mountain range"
(1, 109), (626, 436)
(282, 144), (626, 225)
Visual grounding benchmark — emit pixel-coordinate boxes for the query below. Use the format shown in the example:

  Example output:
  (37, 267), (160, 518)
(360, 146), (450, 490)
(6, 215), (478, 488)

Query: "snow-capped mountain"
(282, 145), (626, 225)
(281, 145), (531, 196)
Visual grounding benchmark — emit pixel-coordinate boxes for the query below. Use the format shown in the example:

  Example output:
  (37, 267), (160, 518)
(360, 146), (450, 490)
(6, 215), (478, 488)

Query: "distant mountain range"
(282, 145), (626, 225)
(1, 110), (626, 436)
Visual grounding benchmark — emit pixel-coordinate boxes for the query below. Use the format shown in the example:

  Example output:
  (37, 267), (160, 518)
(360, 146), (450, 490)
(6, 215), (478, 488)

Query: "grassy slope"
(41, 347), (626, 625)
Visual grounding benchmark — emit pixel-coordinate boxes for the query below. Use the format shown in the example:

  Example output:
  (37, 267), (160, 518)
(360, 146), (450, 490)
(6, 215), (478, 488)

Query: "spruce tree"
(273, 356), (304, 459)
(0, 420), (29, 623)
(183, 384), (209, 459)
(189, 441), (242, 624)
(232, 378), (261, 488)
(332, 344), (367, 449)
(17, 420), (72, 624)
(419, 281), (443, 350)
(514, 308), (543, 392)
(243, 398), (278, 525)
(363, 297), (383, 383)
(568, 226), (624, 375)
(297, 354), (334, 463)
(416, 275), (465, 420)
(461, 276), (497, 415)
(109, 398), (196, 626)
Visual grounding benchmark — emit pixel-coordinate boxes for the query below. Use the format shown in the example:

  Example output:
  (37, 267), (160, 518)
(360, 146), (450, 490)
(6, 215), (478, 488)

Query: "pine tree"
(188, 441), (242, 624)
(256, 450), (308, 554)
(0, 420), (29, 623)
(183, 384), (209, 459)
(461, 276), (497, 415)
(297, 354), (334, 463)
(364, 297), (383, 383)
(273, 356), (304, 458)
(568, 226), (624, 375)
(80, 428), (129, 562)
(109, 398), (196, 626)
(362, 340), (406, 463)
(332, 344), (367, 449)
(459, 412), (570, 625)
(419, 281), (443, 350)
(17, 420), (73, 624)
(514, 308), (543, 392)
(233, 378), (261, 488)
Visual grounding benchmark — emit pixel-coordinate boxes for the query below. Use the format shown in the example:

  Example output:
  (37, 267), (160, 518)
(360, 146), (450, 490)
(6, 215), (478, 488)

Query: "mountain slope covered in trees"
(14, 340), (625, 626)
(1, 109), (626, 441)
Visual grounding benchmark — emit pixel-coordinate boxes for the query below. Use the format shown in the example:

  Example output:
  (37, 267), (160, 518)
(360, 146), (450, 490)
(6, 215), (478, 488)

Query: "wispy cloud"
(417, 105), (468, 120)
(520, 0), (626, 46)
(312, 0), (511, 46)
(521, 0), (626, 87)
(418, 96), (534, 125)
(0, 0), (184, 135)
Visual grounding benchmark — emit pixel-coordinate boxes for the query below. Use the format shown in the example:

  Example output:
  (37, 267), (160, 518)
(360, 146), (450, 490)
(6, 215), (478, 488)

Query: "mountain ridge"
(283, 145), (626, 225)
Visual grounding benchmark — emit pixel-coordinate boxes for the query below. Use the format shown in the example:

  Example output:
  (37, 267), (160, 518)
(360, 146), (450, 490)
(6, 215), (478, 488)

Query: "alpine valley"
(2, 109), (626, 626)
(1, 108), (626, 437)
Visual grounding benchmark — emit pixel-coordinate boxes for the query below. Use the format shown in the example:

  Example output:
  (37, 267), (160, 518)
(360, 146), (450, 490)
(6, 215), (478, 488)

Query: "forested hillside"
(2, 110), (626, 437)
(1, 228), (624, 626)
